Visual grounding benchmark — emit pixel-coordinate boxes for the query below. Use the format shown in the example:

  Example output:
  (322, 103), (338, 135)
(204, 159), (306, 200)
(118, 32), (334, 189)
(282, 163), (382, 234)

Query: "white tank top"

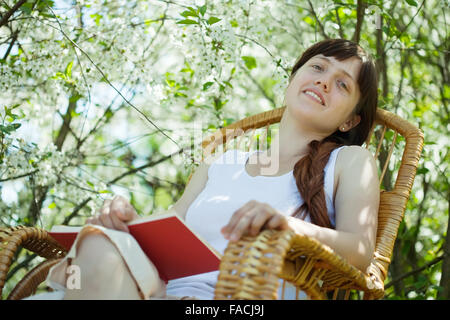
(166, 146), (346, 299)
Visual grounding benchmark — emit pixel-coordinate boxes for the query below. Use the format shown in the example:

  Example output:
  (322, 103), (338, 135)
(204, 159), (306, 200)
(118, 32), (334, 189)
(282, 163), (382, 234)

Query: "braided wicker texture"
(0, 107), (423, 300)
(0, 226), (67, 299)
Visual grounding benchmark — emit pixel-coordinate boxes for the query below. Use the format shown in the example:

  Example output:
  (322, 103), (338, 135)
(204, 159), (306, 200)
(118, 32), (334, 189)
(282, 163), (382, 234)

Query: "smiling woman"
(24, 38), (380, 301)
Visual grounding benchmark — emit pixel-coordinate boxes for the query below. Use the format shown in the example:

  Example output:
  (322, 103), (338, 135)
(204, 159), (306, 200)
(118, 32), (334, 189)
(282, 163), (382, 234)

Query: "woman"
(31, 38), (380, 300)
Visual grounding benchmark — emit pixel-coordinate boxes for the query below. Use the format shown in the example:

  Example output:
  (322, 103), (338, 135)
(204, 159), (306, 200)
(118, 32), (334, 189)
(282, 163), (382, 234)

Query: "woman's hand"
(221, 200), (293, 242)
(86, 195), (140, 233)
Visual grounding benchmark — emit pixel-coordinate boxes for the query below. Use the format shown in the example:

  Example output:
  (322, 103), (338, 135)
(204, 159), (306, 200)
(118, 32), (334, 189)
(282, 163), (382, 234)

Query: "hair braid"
(292, 140), (343, 228)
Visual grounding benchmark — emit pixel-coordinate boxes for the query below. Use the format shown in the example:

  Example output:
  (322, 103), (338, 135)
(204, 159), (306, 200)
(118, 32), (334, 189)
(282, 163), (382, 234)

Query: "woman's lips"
(303, 91), (325, 106)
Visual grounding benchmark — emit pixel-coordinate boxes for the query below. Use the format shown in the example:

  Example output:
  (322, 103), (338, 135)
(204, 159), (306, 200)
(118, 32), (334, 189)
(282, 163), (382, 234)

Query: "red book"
(49, 212), (222, 283)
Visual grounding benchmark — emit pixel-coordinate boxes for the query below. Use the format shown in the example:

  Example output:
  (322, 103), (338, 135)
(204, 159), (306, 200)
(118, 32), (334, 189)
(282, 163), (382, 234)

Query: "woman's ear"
(340, 114), (361, 132)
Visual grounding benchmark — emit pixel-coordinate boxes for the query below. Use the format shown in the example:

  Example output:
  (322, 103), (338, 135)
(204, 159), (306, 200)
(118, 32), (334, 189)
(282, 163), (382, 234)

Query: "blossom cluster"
(1, 138), (77, 186)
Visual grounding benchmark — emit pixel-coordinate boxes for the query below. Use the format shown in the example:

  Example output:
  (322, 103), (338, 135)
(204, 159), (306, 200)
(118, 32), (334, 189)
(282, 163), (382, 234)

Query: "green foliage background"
(0, 0), (448, 299)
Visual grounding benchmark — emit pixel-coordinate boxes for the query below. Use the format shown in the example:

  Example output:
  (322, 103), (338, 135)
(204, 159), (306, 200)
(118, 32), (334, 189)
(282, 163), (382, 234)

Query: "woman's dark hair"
(289, 38), (379, 229)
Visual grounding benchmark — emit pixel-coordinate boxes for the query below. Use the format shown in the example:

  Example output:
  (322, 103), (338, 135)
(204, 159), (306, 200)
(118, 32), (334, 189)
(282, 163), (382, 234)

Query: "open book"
(49, 212), (222, 283)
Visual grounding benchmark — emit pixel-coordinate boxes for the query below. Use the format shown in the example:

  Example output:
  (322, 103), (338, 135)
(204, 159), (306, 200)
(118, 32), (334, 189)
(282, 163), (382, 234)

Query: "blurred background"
(0, 0), (448, 299)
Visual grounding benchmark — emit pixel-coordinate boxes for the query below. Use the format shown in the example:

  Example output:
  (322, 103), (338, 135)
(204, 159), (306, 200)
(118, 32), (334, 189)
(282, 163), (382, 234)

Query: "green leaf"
(187, 6), (197, 13)
(20, 2), (34, 14)
(230, 20), (239, 28)
(199, 5), (207, 16)
(180, 10), (198, 18)
(90, 13), (102, 26)
(202, 81), (214, 91)
(65, 61), (73, 78)
(242, 56), (257, 70)
(165, 79), (176, 87)
(54, 72), (66, 80)
(223, 80), (233, 88)
(416, 167), (429, 175)
(48, 202), (56, 209)
(4, 105), (19, 119)
(176, 19), (198, 25)
(405, 0), (418, 6)
(303, 16), (314, 26)
(0, 123), (21, 134)
(174, 92), (188, 98)
(207, 17), (221, 25)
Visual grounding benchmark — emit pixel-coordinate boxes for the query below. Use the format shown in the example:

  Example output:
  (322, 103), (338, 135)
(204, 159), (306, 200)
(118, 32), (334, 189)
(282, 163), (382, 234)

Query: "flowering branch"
(0, 0), (27, 28)
(45, 4), (182, 151)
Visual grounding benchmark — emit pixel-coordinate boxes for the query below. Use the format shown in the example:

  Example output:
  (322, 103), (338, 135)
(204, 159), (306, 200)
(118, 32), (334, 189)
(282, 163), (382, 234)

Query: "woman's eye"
(339, 80), (348, 90)
(312, 64), (348, 91)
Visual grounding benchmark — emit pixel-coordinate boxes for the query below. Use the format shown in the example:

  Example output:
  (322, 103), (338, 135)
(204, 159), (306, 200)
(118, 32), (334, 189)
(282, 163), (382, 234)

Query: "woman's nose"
(314, 78), (329, 92)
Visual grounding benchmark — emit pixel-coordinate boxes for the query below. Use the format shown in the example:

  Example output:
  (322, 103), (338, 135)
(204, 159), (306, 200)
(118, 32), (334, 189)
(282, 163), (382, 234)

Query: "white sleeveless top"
(166, 146), (346, 299)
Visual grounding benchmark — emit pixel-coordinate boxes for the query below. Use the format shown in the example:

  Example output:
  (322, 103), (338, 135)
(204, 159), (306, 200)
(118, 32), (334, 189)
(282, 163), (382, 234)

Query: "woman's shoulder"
(338, 145), (374, 158)
(335, 145), (377, 181)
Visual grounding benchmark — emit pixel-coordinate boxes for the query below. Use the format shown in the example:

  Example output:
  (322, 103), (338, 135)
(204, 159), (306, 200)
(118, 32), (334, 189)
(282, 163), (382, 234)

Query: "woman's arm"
(222, 146), (379, 272)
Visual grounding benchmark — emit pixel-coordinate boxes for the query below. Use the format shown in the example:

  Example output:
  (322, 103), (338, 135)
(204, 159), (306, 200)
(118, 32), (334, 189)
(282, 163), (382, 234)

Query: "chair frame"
(0, 107), (424, 300)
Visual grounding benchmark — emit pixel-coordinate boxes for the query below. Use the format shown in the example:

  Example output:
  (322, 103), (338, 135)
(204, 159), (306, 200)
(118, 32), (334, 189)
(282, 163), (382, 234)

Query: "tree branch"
(0, 0), (27, 28)
(107, 149), (184, 186)
(385, 255), (444, 290)
(5, 253), (38, 283)
(2, 27), (19, 60)
(0, 169), (38, 182)
(334, 6), (344, 39)
(352, 0), (367, 44)
(242, 66), (277, 109)
(306, 0), (329, 40)
(54, 92), (77, 151)
(384, 0), (426, 53)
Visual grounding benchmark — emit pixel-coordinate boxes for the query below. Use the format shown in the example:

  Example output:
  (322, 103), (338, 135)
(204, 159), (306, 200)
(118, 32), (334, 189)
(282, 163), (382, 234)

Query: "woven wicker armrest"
(214, 229), (384, 300)
(0, 226), (68, 299)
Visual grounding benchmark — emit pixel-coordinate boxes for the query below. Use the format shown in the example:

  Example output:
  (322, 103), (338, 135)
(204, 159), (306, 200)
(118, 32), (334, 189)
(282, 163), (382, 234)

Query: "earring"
(341, 127), (345, 131)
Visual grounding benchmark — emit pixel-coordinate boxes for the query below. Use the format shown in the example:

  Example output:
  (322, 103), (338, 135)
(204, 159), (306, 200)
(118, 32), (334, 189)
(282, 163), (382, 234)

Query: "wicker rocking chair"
(0, 107), (423, 300)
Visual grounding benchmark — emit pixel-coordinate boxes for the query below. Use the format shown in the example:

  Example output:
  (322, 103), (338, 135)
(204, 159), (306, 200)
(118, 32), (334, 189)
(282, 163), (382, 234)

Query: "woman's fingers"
(221, 200), (257, 236)
(84, 195), (140, 233)
(99, 213), (114, 229)
(249, 210), (271, 236)
(222, 201), (290, 242)
(110, 195), (138, 222)
(227, 210), (256, 241)
(109, 210), (130, 233)
(228, 206), (275, 241)
(100, 199), (112, 213)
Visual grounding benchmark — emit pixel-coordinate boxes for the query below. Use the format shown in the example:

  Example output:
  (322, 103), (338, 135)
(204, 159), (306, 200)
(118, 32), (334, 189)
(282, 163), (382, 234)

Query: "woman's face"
(284, 54), (362, 135)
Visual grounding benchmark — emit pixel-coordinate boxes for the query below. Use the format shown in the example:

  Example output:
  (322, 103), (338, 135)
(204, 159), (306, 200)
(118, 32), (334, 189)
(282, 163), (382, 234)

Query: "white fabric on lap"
(31, 224), (161, 300)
